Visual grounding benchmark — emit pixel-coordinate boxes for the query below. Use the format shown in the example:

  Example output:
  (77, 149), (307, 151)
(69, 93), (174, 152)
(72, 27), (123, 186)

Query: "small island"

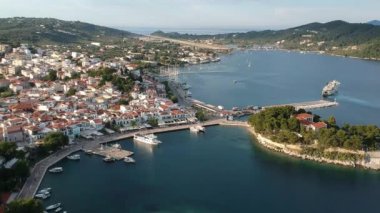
(248, 106), (380, 169)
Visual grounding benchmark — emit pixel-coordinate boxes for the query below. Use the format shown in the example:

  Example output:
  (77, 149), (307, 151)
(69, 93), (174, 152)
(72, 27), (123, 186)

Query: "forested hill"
(152, 20), (380, 59)
(0, 17), (137, 45)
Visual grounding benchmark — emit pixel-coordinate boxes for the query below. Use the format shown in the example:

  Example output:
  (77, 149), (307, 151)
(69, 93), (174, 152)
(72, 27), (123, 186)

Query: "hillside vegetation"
(153, 20), (380, 59)
(0, 17), (137, 45)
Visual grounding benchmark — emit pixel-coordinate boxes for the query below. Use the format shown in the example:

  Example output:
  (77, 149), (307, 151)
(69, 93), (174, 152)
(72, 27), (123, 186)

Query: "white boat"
(46, 203), (61, 211)
(111, 143), (121, 149)
(124, 157), (136, 163)
(35, 193), (50, 199)
(48, 167), (63, 173)
(134, 134), (162, 145)
(39, 188), (51, 194)
(67, 154), (80, 160)
(322, 80), (341, 97)
(55, 207), (62, 212)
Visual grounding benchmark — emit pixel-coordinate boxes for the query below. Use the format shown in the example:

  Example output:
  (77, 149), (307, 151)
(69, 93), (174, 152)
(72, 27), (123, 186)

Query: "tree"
(41, 132), (69, 152)
(147, 118), (159, 127)
(44, 70), (57, 81)
(65, 88), (77, 97)
(118, 99), (129, 105)
(288, 117), (300, 132)
(195, 110), (207, 122)
(6, 199), (43, 213)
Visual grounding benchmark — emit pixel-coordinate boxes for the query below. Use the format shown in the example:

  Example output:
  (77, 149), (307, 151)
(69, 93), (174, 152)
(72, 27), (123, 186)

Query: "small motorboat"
(124, 157), (135, 163)
(48, 167), (63, 173)
(55, 207), (63, 212)
(46, 203), (61, 211)
(67, 154), (80, 160)
(35, 193), (50, 199)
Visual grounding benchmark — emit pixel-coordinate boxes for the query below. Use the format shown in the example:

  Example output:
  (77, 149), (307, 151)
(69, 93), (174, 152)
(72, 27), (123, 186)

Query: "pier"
(91, 145), (134, 160)
(264, 100), (339, 111)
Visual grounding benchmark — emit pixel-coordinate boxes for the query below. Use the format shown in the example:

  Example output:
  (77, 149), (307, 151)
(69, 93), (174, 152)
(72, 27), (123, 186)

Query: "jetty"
(264, 100), (339, 111)
(91, 145), (133, 160)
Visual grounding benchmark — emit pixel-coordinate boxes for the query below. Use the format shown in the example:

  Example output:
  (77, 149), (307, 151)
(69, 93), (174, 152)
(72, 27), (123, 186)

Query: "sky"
(0, 0), (379, 31)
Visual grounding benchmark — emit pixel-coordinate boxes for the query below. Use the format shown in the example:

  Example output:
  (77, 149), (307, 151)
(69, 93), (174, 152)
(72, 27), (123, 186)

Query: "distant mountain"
(368, 20), (380, 26)
(153, 20), (380, 58)
(0, 17), (137, 45)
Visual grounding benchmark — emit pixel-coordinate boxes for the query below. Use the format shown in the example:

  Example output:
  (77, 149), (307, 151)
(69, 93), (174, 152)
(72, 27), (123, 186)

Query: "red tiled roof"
(295, 113), (313, 121)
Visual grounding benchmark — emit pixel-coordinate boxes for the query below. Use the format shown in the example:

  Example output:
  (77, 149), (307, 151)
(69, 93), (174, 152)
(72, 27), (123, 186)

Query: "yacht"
(48, 167), (63, 173)
(124, 157), (136, 163)
(134, 134), (162, 145)
(322, 80), (341, 97)
(46, 203), (61, 211)
(67, 154), (80, 160)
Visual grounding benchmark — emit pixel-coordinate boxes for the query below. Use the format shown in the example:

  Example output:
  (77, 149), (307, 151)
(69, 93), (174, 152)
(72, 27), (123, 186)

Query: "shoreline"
(245, 125), (380, 170)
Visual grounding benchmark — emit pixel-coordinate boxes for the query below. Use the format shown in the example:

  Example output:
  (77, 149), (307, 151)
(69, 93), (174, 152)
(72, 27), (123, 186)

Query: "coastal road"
(17, 119), (248, 199)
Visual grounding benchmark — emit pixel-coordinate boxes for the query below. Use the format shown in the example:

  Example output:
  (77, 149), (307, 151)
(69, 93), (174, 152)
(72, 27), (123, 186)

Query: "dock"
(90, 145), (133, 160)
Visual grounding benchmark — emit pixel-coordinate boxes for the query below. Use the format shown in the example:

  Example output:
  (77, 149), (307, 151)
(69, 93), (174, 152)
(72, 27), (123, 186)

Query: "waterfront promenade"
(17, 119), (247, 199)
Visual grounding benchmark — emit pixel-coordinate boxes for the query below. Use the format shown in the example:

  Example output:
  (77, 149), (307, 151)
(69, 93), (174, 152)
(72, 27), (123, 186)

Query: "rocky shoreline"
(246, 127), (380, 170)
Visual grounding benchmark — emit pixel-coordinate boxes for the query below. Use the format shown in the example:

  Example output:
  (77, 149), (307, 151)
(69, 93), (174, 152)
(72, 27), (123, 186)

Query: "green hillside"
(152, 20), (380, 58)
(0, 17), (137, 45)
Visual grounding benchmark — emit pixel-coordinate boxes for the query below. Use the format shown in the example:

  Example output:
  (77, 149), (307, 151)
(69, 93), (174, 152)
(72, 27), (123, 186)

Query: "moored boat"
(124, 157), (136, 163)
(48, 167), (63, 173)
(35, 193), (50, 200)
(67, 154), (80, 160)
(46, 203), (61, 211)
(55, 207), (63, 212)
(190, 126), (199, 133)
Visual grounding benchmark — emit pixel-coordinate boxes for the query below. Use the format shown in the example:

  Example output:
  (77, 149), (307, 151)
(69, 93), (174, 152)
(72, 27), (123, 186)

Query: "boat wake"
(338, 95), (380, 109)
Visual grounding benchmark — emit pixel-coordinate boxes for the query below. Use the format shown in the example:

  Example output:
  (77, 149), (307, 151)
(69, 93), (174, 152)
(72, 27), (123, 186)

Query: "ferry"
(322, 80), (341, 97)
(46, 203), (61, 211)
(67, 154), (80, 160)
(134, 134), (162, 145)
(124, 157), (136, 163)
(48, 167), (63, 173)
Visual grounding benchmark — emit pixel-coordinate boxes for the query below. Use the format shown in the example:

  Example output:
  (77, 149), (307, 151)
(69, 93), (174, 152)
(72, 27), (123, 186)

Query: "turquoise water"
(40, 51), (380, 212)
